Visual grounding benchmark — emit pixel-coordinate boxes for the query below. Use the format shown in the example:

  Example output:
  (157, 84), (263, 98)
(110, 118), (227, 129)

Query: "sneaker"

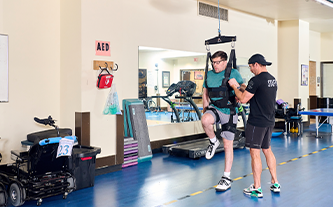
(243, 184), (263, 198)
(215, 176), (233, 191)
(270, 183), (281, 193)
(205, 139), (220, 159)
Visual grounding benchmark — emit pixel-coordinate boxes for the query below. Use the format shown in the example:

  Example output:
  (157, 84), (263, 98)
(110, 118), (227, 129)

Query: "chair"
(0, 137), (75, 206)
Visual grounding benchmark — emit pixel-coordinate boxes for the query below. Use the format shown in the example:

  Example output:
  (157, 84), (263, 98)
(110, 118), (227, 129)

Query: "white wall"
(6, 0), (333, 161)
(60, 0), (82, 128)
(298, 20), (309, 112)
(278, 20), (299, 107)
(0, 1), (61, 162)
(321, 32), (333, 61)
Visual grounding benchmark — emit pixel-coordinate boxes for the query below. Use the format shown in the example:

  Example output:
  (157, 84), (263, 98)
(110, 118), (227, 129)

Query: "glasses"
(212, 60), (225, 65)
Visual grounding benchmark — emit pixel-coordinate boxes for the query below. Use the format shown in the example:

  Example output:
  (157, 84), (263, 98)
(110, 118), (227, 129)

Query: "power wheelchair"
(0, 116), (76, 206)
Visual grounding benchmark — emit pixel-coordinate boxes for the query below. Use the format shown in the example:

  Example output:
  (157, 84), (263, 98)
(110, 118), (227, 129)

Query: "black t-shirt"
(246, 72), (277, 127)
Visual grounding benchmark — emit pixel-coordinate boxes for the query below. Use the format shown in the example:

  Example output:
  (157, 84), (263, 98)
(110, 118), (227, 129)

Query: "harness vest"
(204, 49), (237, 110)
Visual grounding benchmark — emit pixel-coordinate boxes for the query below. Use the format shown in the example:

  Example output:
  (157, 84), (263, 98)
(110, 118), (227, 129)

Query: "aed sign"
(95, 40), (110, 56)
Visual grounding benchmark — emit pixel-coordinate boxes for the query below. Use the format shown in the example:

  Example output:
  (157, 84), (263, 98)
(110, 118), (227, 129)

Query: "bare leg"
(223, 138), (234, 172)
(250, 148), (262, 189)
(201, 113), (216, 138)
(262, 147), (278, 184)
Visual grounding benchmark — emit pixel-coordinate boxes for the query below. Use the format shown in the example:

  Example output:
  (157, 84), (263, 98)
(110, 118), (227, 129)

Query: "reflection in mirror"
(138, 46), (251, 126)
(138, 46), (206, 126)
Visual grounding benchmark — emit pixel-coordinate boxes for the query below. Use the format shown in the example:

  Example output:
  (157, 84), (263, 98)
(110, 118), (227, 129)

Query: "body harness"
(203, 0), (239, 133)
(204, 48), (238, 133)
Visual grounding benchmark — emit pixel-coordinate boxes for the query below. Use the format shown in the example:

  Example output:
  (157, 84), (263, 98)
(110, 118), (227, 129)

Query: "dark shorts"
(245, 123), (274, 149)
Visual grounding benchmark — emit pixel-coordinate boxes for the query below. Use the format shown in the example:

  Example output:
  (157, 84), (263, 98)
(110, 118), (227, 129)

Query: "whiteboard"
(0, 34), (8, 102)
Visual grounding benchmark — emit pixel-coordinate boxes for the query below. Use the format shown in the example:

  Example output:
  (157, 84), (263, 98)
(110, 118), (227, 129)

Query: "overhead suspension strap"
(218, 0), (221, 34)
(204, 0), (236, 47)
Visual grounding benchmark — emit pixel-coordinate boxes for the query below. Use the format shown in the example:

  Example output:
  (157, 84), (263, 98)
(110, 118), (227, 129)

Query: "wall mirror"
(138, 46), (250, 126)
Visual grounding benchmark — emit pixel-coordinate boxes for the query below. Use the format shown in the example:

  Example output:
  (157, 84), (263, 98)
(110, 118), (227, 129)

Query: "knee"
(223, 139), (233, 150)
(262, 147), (271, 154)
(250, 148), (261, 158)
(201, 114), (214, 126)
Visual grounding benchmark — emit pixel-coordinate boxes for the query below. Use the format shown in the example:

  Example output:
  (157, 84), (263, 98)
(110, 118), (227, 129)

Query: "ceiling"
(204, 0), (333, 33)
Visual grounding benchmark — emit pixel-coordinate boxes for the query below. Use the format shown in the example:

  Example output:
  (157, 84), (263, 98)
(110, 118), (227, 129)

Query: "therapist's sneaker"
(270, 183), (281, 193)
(205, 139), (220, 159)
(243, 184), (263, 198)
(215, 176), (233, 191)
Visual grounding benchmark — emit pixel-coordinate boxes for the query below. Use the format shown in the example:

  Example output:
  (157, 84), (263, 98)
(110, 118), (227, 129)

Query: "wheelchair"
(0, 116), (76, 206)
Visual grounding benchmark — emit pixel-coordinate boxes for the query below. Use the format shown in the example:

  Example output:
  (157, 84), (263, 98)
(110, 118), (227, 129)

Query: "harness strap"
(222, 48), (236, 87)
(206, 106), (237, 134)
(204, 52), (211, 89)
(222, 107), (237, 133)
(206, 107), (220, 123)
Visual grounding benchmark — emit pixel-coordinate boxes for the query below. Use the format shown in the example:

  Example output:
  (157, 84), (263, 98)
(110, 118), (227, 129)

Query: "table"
(299, 108), (333, 137)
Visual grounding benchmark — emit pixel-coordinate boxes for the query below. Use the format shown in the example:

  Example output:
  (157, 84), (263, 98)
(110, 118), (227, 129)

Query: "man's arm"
(202, 88), (209, 113)
(228, 79), (254, 103)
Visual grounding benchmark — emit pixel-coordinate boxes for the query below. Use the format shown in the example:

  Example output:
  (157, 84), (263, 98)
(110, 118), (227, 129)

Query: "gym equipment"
(123, 137), (139, 168)
(275, 100), (304, 136)
(152, 80), (202, 123)
(272, 128), (284, 137)
(123, 99), (152, 162)
(141, 97), (157, 112)
(162, 103), (246, 159)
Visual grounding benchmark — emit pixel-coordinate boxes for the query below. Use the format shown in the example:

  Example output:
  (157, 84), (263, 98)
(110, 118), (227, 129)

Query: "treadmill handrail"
(151, 95), (181, 123)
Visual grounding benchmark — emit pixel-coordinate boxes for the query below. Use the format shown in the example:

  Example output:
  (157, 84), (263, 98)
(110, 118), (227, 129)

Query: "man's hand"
(228, 78), (240, 89)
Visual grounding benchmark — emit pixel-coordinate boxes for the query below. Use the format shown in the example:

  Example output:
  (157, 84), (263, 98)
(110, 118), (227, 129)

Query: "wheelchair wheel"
(67, 177), (76, 193)
(0, 183), (8, 207)
(9, 183), (25, 207)
(148, 99), (156, 112)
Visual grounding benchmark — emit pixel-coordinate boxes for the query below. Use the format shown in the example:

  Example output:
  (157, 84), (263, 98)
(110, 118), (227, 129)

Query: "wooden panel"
(96, 155), (116, 168)
(309, 61), (316, 96)
(75, 112), (90, 146)
(294, 98), (301, 110)
(93, 60), (114, 70)
(116, 111), (124, 165)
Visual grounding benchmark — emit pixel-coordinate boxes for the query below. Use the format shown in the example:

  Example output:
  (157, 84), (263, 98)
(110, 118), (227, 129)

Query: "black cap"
(248, 54), (272, 66)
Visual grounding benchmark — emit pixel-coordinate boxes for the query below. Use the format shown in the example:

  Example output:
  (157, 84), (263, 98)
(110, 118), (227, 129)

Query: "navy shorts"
(245, 123), (274, 149)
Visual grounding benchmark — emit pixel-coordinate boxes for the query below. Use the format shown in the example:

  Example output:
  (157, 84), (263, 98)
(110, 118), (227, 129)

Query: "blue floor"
(14, 123), (333, 207)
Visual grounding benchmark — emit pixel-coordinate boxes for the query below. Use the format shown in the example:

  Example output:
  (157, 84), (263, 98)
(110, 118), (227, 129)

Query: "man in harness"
(201, 50), (246, 191)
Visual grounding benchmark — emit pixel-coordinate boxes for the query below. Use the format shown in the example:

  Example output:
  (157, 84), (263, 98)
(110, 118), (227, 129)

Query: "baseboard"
(95, 164), (122, 176)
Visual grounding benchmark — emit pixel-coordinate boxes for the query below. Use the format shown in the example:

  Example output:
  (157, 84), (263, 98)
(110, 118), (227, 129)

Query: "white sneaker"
(215, 176), (233, 191)
(205, 139), (220, 160)
(270, 183), (281, 193)
(243, 184), (263, 198)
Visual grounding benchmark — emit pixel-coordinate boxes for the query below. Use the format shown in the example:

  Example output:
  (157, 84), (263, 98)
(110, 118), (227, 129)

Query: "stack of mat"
(123, 99), (153, 163)
(123, 137), (138, 168)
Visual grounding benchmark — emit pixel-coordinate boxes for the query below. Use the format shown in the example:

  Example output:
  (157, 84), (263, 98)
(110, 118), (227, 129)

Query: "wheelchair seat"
(27, 128), (72, 143)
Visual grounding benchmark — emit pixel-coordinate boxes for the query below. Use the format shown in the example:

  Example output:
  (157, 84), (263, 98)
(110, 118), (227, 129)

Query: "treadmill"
(162, 103), (247, 159)
(162, 32), (248, 159)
